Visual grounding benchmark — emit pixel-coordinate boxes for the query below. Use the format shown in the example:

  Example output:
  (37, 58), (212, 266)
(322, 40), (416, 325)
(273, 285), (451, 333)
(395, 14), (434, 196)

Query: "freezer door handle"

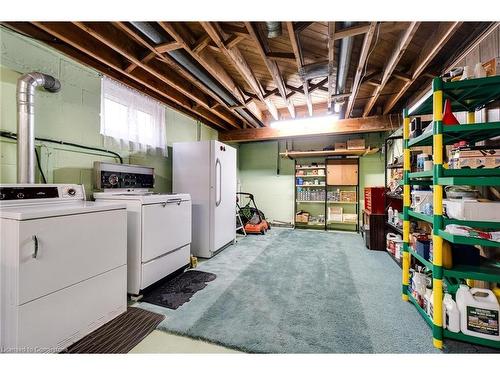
(32, 235), (39, 259)
(166, 198), (182, 205)
(215, 158), (222, 207)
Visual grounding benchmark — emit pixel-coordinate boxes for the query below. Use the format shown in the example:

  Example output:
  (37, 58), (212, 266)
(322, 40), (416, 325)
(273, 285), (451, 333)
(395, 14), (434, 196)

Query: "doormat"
(63, 307), (164, 354)
(141, 270), (217, 310)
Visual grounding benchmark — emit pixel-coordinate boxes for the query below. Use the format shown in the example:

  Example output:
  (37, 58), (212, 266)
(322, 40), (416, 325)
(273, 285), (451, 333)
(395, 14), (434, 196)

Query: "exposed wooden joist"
(383, 22), (462, 115)
(112, 22), (242, 128)
(200, 21), (279, 121)
(225, 34), (245, 49)
(72, 22), (235, 130)
(155, 41), (182, 53)
(158, 22), (263, 128)
(3, 22), (219, 129)
(32, 22), (229, 131)
(334, 24), (371, 40)
(392, 71), (412, 82)
(265, 51), (296, 62)
(294, 22), (313, 33)
(125, 51), (155, 73)
(286, 22), (313, 116)
(327, 22), (336, 112)
(285, 77), (328, 99)
(362, 22), (420, 117)
(219, 115), (395, 142)
(245, 22), (295, 118)
(345, 22), (378, 118)
(192, 34), (212, 54)
(218, 23), (250, 39)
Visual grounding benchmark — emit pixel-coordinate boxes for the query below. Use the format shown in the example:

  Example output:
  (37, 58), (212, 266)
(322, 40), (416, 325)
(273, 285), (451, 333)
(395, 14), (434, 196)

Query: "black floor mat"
(63, 307), (164, 354)
(141, 270), (216, 310)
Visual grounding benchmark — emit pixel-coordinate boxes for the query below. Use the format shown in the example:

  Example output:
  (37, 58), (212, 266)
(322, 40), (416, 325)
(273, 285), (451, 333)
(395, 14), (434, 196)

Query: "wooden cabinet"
(327, 159), (358, 185)
(362, 209), (386, 251)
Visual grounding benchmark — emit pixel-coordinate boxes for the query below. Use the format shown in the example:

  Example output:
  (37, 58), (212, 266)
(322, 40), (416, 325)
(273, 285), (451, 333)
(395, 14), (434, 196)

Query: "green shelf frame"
(408, 292), (433, 328)
(409, 247), (433, 270)
(438, 229), (500, 248)
(408, 76), (500, 116)
(443, 262), (500, 283)
(408, 122), (500, 147)
(409, 170), (433, 179)
(402, 76), (500, 351)
(408, 209), (433, 224)
(443, 218), (500, 230)
(443, 330), (500, 349)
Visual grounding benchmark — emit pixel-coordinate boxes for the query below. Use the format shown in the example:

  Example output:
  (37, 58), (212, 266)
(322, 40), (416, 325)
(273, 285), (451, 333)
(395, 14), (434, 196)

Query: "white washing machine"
(93, 162), (192, 296)
(0, 184), (128, 353)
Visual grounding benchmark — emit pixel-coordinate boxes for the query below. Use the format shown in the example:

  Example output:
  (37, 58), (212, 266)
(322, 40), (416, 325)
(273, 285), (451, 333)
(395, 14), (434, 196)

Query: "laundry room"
(1, 2), (500, 374)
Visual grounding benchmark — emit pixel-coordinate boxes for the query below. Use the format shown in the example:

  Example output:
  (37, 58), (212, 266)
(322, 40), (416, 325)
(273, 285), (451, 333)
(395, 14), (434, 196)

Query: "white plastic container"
(443, 293), (460, 333)
(388, 206), (394, 224)
(456, 285), (500, 341)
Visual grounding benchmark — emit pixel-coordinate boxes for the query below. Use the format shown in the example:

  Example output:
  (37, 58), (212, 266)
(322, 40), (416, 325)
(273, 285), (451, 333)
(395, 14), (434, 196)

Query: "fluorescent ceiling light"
(270, 114), (340, 132)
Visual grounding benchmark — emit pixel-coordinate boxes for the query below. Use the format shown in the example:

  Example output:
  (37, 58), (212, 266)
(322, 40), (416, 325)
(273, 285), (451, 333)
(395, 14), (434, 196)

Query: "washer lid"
(93, 192), (191, 204)
(0, 201), (126, 220)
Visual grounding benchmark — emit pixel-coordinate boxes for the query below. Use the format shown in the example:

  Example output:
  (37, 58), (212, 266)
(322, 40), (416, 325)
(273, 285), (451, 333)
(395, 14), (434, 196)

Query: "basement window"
(100, 76), (167, 155)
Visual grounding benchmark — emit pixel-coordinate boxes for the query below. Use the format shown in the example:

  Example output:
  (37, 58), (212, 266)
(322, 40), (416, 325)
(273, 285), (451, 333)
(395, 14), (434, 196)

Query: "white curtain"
(100, 76), (167, 156)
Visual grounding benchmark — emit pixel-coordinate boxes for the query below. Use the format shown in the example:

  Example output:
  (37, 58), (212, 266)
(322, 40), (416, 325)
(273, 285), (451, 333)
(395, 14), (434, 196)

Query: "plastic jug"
(456, 285), (500, 341)
(443, 293), (460, 333)
(388, 206), (394, 225)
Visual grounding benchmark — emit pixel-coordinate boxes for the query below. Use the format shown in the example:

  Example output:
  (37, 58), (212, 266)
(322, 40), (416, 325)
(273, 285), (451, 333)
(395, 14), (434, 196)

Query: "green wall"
(236, 133), (386, 225)
(0, 26), (217, 197)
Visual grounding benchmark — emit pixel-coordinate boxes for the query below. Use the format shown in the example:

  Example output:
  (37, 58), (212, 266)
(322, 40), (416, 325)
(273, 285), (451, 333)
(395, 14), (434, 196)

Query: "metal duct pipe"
(17, 72), (61, 183)
(336, 22), (354, 95)
(265, 22), (282, 38)
(130, 22), (263, 127)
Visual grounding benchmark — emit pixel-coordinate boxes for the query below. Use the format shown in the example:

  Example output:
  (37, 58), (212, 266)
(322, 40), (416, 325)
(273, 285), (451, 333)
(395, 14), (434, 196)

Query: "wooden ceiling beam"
(32, 22), (229, 131)
(3, 22), (226, 131)
(155, 41), (182, 53)
(362, 22), (420, 117)
(113, 22), (242, 128)
(383, 21), (462, 115)
(327, 22), (336, 112)
(200, 21), (279, 121)
(158, 22), (263, 128)
(218, 23), (250, 39)
(334, 24), (371, 40)
(294, 22), (313, 33)
(265, 51), (296, 62)
(286, 21), (313, 116)
(245, 22), (295, 118)
(219, 115), (394, 142)
(345, 22), (378, 118)
(72, 22), (237, 129)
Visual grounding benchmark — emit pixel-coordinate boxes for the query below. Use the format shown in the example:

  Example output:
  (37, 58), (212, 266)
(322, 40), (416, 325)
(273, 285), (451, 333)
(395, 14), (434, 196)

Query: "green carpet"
(138, 228), (496, 353)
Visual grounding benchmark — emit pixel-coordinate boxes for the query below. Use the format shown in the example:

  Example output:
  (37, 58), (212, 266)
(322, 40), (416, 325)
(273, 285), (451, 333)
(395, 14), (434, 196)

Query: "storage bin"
(340, 190), (356, 202)
(335, 142), (347, 150)
(443, 199), (500, 221)
(364, 187), (385, 214)
(343, 214), (358, 223)
(328, 206), (342, 222)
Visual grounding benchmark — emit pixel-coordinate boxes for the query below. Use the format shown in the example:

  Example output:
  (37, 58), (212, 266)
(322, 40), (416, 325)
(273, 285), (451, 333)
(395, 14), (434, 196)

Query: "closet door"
(327, 159), (358, 185)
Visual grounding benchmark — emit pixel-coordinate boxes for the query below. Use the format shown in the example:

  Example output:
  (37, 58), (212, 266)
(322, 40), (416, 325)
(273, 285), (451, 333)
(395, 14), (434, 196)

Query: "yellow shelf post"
(402, 109), (411, 302)
(432, 77), (444, 350)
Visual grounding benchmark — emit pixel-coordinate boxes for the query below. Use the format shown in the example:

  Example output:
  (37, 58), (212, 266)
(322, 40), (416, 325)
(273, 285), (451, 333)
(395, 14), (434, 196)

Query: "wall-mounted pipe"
(17, 72), (61, 183)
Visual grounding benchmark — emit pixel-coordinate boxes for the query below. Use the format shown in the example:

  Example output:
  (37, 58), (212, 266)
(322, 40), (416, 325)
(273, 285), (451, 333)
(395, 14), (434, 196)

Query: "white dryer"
(93, 162), (192, 296)
(0, 184), (127, 353)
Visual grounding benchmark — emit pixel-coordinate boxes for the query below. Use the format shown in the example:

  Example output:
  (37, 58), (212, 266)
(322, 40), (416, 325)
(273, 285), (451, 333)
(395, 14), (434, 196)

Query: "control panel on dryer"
(0, 184), (85, 201)
(94, 161), (155, 190)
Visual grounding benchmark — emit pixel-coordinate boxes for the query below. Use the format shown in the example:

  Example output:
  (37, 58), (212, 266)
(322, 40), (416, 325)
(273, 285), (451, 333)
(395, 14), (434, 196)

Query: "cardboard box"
(450, 148), (500, 169)
(295, 212), (310, 223)
(328, 206), (343, 222)
(340, 191), (357, 202)
(342, 214), (358, 223)
(483, 57), (500, 77)
(443, 199), (500, 221)
(347, 138), (365, 150)
(335, 142), (347, 150)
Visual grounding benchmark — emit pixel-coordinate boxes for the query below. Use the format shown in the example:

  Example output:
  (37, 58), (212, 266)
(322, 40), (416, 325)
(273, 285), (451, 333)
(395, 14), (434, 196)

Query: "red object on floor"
(442, 98), (460, 125)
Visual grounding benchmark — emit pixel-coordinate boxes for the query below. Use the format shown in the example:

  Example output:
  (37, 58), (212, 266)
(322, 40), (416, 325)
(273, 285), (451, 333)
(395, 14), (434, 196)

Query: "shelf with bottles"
(401, 75), (500, 349)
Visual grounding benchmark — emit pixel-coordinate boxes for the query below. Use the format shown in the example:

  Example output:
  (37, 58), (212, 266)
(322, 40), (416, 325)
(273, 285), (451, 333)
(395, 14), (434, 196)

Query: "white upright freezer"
(173, 140), (236, 258)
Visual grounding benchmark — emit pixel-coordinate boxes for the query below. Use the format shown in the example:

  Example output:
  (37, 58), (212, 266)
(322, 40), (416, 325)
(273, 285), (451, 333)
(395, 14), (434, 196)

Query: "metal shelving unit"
(402, 76), (500, 350)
